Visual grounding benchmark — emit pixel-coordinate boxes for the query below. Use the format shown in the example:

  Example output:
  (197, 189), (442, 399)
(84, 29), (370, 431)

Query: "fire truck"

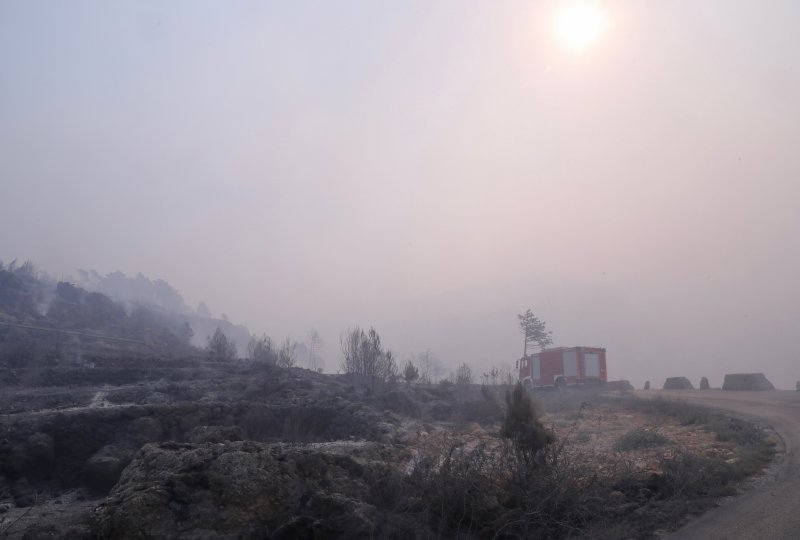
(517, 346), (607, 389)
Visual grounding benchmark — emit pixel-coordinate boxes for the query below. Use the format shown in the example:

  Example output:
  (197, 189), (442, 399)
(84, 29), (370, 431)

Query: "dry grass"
(367, 390), (776, 539)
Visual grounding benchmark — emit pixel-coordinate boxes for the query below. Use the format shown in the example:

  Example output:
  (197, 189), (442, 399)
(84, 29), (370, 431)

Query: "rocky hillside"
(0, 355), (776, 539)
(0, 261), (253, 368)
(0, 358), (500, 538)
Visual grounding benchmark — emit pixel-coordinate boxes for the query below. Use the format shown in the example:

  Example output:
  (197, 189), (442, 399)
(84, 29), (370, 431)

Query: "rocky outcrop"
(0, 390), (395, 497)
(643, 381), (650, 390)
(699, 377), (710, 390)
(187, 424), (246, 444)
(722, 373), (775, 391)
(91, 441), (392, 539)
(663, 377), (694, 390)
(83, 445), (134, 494)
(0, 364), (507, 536)
(606, 380), (634, 391)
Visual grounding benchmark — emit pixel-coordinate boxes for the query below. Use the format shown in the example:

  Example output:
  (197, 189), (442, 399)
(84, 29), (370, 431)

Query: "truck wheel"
(555, 377), (566, 389)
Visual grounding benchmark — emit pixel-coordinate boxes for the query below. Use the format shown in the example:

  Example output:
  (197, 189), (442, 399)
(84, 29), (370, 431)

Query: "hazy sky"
(2, 1), (799, 387)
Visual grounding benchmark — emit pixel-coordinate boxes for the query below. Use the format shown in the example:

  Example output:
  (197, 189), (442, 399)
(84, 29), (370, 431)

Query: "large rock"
(91, 442), (298, 538)
(699, 377), (710, 390)
(90, 441), (386, 539)
(83, 445), (134, 494)
(606, 380), (634, 391)
(663, 377), (694, 390)
(722, 373), (775, 391)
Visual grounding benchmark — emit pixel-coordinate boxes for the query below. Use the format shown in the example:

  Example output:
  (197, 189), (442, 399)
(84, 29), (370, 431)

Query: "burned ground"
(0, 360), (777, 539)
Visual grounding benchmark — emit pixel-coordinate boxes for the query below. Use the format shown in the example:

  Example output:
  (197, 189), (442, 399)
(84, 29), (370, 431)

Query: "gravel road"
(640, 389), (800, 540)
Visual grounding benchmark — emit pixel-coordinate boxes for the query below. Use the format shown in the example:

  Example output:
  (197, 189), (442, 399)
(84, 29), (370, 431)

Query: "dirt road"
(640, 389), (800, 539)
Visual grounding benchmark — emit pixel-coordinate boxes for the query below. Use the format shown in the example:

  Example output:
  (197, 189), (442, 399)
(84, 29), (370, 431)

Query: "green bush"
(501, 383), (553, 458)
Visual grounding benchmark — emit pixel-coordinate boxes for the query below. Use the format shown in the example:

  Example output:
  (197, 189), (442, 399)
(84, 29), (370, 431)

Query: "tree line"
(2, 258), (554, 387)
(0, 260), (195, 367)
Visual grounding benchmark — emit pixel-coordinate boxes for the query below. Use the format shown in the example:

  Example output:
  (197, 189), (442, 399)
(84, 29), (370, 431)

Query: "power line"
(0, 321), (146, 345)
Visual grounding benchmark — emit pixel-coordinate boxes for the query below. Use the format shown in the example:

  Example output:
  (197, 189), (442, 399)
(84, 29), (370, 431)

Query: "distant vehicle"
(517, 346), (607, 389)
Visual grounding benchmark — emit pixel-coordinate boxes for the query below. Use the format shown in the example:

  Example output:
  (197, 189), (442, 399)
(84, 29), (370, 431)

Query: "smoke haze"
(2, 1), (798, 387)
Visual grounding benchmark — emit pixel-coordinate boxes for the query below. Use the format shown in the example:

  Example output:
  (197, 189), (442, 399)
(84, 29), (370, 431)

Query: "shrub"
(277, 337), (297, 368)
(207, 327), (237, 361)
(574, 429), (592, 443)
(454, 363), (473, 386)
(247, 334), (278, 365)
(405, 439), (502, 536)
(654, 451), (740, 500)
(339, 326), (397, 388)
(707, 416), (765, 447)
(377, 393), (772, 539)
(403, 360), (419, 385)
(613, 428), (669, 451)
(501, 383), (553, 459)
(454, 399), (503, 425)
(617, 395), (773, 451)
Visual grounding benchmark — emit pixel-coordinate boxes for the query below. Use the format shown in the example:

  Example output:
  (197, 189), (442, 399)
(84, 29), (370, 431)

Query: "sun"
(554, 1), (610, 51)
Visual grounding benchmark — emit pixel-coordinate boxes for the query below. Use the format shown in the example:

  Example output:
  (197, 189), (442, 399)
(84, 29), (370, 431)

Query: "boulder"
(663, 377), (694, 390)
(699, 377), (710, 390)
(722, 373), (775, 391)
(83, 445), (133, 494)
(91, 441), (291, 538)
(643, 381), (650, 390)
(90, 441), (386, 539)
(606, 380), (634, 391)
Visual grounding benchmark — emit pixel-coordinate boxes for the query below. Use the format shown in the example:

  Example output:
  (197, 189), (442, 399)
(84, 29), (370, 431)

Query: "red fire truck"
(517, 346), (607, 388)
